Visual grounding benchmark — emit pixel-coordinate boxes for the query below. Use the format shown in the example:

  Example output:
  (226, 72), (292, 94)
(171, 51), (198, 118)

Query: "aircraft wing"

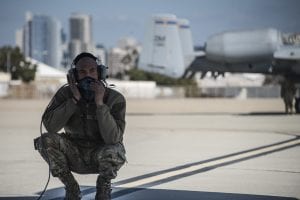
(274, 46), (300, 60)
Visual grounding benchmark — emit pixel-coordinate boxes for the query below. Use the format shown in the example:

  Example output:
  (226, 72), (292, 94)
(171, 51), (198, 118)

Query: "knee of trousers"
(36, 132), (61, 150)
(35, 133), (62, 165)
(94, 143), (126, 171)
(35, 133), (70, 177)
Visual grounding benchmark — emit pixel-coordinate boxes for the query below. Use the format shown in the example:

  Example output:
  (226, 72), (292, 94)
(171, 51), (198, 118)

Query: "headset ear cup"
(72, 68), (79, 82)
(97, 65), (101, 80)
(97, 65), (107, 80)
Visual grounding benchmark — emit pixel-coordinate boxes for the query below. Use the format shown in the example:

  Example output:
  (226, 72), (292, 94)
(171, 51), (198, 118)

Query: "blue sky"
(1, 0), (300, 48)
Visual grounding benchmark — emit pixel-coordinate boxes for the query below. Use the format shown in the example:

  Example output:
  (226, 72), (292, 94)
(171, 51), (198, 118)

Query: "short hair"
(73, 52), (97, 65)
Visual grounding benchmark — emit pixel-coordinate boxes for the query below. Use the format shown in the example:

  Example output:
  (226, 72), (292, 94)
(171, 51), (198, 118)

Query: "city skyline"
(1, 0), (300, 49)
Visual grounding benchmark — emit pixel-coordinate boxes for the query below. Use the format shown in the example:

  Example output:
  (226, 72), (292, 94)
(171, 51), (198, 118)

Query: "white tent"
(26, 57), (66, 79)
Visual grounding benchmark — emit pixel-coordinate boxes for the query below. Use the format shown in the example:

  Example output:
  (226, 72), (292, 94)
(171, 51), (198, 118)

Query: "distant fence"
(200, 86), (281, 98)
(1, 81), (281, 99)
(3, 81), (63, 99)
(0, 82), (9, 97)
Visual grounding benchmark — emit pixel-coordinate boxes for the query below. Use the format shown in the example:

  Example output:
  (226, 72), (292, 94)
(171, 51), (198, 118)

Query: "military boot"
(95, 176), (112, 200)
(58, 172), (81, 200)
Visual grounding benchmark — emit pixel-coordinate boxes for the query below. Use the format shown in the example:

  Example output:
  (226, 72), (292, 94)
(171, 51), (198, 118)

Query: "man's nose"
(86, 71), (92, 76)
(86, 70), (94, 77)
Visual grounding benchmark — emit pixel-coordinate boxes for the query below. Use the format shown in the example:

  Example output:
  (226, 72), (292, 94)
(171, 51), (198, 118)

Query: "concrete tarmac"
(0, 98), (299, 200)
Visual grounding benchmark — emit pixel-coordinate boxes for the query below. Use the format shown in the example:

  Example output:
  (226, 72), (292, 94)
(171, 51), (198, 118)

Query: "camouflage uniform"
(35, 85), (126, 199)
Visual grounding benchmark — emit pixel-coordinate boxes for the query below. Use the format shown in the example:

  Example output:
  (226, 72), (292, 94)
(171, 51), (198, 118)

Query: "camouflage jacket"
(42, 85), (126, 145)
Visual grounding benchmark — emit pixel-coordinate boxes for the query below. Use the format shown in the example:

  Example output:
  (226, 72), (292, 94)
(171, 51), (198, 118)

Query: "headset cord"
(35, 84), (68, 200)
(36, 118), (51, 200)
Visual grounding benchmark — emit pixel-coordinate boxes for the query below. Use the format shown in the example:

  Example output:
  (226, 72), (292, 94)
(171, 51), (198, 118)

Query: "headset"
(69, 52), (108, 83)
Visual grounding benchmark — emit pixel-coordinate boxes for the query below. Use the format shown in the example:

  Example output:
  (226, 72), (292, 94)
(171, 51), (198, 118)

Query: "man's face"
(75, 57), (98, 81)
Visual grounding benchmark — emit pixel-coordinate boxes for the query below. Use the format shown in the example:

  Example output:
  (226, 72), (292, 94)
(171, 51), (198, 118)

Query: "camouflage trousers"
(35, 132), (126, 180)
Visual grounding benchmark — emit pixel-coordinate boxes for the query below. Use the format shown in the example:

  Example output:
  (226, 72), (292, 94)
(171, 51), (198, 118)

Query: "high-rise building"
(107, 37), (141, 78)
(69, 13), (94, 61)
(108, 47), (127, 77)
(15, 29), (23, 52)
(94, 44), (106, 66)
(18, 12), (62, 68)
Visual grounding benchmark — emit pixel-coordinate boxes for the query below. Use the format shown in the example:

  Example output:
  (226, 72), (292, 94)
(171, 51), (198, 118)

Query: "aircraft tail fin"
(178, 18), (197, 69)
(139, 14), (195, 78)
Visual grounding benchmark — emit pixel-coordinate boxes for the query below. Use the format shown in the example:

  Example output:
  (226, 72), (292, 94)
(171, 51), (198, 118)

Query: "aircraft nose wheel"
(295, 97), (300, 114)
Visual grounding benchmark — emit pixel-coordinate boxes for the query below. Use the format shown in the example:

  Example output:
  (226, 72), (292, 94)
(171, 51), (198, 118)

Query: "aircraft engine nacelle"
(205, 28), (283, 63)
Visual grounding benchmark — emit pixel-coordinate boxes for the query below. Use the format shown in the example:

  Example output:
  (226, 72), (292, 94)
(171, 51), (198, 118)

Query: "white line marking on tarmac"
(117, 138), (300, 189)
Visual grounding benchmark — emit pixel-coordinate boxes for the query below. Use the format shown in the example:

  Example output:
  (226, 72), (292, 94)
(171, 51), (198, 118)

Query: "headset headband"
(73, 52), (99, 66)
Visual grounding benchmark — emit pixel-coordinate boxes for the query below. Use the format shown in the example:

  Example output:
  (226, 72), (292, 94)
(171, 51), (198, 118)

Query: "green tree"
(0, 46), (37, 83)
(126, 68), (148, 81)
(126, 68), (197, 86)
(126, 68), (200, 97)
(18, 61), (37, 83)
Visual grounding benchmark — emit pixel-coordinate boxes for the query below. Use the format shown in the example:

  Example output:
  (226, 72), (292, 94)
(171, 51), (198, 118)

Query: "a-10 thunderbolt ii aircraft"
(138, 14), (300, 113)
